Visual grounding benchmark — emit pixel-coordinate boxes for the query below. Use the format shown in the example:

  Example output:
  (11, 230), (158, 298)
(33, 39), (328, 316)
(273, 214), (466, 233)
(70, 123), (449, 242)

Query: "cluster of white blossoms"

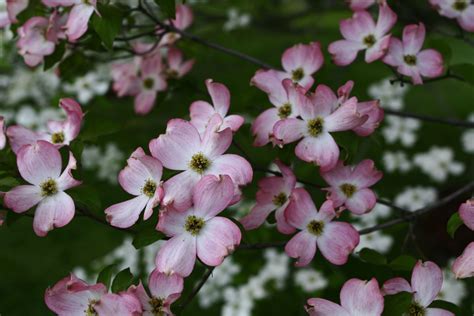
(382, 116), (421, 147)
(368, 78), (409, 111)
(63, 68), (110, 104)
(81, 143), (125, 184)
(224, 7), (251, 31)
(461, 113), (474, 153)
(439, 260), (467, 305)
(294, 269), (328, 292)
(394, 186), (438, 212)
(413, 147), (464, 182)
(382, 150), (412, 173)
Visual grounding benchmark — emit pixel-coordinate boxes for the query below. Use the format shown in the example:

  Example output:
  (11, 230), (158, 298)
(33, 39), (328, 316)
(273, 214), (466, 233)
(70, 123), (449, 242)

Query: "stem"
(384, 109), (474, 128)
(178, 267), (215, 312)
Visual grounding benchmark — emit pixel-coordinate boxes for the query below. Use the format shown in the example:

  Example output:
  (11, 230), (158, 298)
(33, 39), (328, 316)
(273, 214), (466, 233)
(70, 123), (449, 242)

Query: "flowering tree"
(0, 0), (473, 315)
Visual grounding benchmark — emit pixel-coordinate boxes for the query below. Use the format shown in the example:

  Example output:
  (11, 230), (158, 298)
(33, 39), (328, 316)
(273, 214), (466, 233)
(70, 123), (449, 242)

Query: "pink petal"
(189, 100), (215, 134)
(240, 202), (275, 230)
(317, 222), (359, 265)
(281, 42), (324, 79)
(425, 308), (455, 316)
(105, 195), (149, 228)
(172, 4), (193, 30)
(273, 118), (305, 144)
(6, 0), (29, 23)
(382, 277), (413, 295)
(33, 192), (75, 237)
(317, 200), (337, 223)
(196, 217), (241, 266)
(250, 69), (288, 106)
(251, 107), (280, 147)
(307, 84), (337, 119)
(411, 260), (443, 307)
(285, 188), (317, 229)
(119, 151), (162, 196)
(402, 23), (425, 55)
(193, 175), (234, 219)
(6, 125), (46, 154)
(275, 204), (296, 234)
(134, 91), (157, 115)
(157, 206), (187, 236)
(94, 292), (142, 315)
(57, 152), (81, 191)
(65, 3), (95, 41)
(340, 278), (384, 316)
(459, 200), (474, 231)
(374, 4), (397, 37)
(205, 79), (230, 116)
(325, 97), (367, 132)
(452, 242), (474, 279)
(275, 159), (297, 191)
(417, 49), (444, 79)
(320, 160), (352, 187)
(155, 234), (197, 277)
(207, 154), (253, 187)
(58, 98), (84, 142)
(223, 114), (244, 133)
(285, 231), (317, 267)
(306, 298), (350, 316)
(352, 100), (384, 136)
(148, 270), (184, 302)
(352, 159), (383, 187)
(4, 185), (42, 213)
(345, 188), (377, 214)
(324, 187), (348, 208)
(383, 37), (404, 67)
(459, 6), (474, 32)
(295, 133), (339, 172)
(17, 141), (62, 186)
(341, 11), (375, 41)
(0, 117), (5, 150)
(201, 115), (232, 159)
(365, 34), (391, 63)
(328, 39), (365, 66)
(162, 170), (200, 211)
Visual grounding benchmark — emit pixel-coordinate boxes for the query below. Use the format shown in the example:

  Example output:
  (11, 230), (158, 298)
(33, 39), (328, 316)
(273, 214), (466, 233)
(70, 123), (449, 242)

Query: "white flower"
(368, 78), (408, 110)
(461, 113), (474, 153)
(63, 71), (110, 104)
(356, 203), (392, 227)
(438, 264), (467, 305)
(356, 230), (394, 254)
(382, 116), (421, 147)
(394, 186), (437, 212)
(294, 269), (328, 292)
(413, 147), (464, 182)
(7, 67), (59, 106)
(383, 150), (412, 173)
(224, 8), (251, 31)
(15, 105), (63, 130)
(82, 143), (125, 184)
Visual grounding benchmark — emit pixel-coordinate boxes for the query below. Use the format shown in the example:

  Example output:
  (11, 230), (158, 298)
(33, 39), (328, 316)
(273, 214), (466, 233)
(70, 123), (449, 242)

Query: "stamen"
(307, 220), (325, 236)
(307, 117), (324, 137)
(278, 103), (292, 119)
(340, 183), (357, 198)
(363, 34), (376, 47)
(40, 178), (58, 197)
(407, 302), (425, 316)
(452, 0), (468, 11)
(189, 153), (211, 174)
(142, 179), (157, 198)
(149, 296), (165, 315)
(185, 215), (205, 236)
(272, 192), (288, 207)
(403, 55), (417, 65)
(291, 68), (305, 82)
(51, 132), (65, 144)
(143, 77), (155, 90)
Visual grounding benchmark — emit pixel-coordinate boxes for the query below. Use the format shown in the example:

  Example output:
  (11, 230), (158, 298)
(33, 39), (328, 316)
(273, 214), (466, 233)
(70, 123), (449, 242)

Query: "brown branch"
(384, 109), (474, 128)
(177, 266), (215, 313)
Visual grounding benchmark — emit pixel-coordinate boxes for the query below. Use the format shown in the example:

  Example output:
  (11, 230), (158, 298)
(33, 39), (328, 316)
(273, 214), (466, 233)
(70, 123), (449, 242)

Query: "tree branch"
(178, 267), (215, 313)
(384, 109), (474, 128)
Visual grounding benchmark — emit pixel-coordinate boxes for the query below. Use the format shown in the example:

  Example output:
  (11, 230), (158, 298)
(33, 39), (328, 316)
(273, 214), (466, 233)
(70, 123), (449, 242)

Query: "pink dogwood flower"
(105, 147), (164, 228)
(7, 98), (83, 154)
(4, 141), (81, 236)
(0, 116), (6, 150)
(158, 4), (194, 46)
(165, 46), (195, 79)
(155, 175), (241, 277)
(111, 61), (141, 98)
(273, 85), (367, 171)
(0, 0), (29, 27)
(149, 115), (252, 211)
(429, 0), (474, 32)
(190, 79), (244, 135)
(284, 189), (359, 266)
(42, 0), (98, 41)
(383, 260), (454, 316)
(458, 199), (474, 231)
(321, 159), (383, 215)
(328, 3), (397, 65)
(45, 273), (142, 316)
(305, 278), (384, 316)
(452, 241), (474, 279)
(128, 269), (183, 315)
(240, 159), (297, 234)
(383, 23), (444, 85)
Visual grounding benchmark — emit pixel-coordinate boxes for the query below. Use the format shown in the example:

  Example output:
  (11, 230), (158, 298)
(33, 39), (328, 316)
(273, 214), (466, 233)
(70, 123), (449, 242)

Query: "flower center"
(407, 302), (425, 316)
(189, 152), (211, 174)
(340, 183), (357, 198)
(149, 296), (165, 315)
(307, 117), (324, 137)
(363, 34), (376, 47)
(85, 299), (98, 316)
(185, 215), (205, 236)
(166, 69), (179, 79)
(142, 179), (157, 198)
(403, 55), (417, 65)
(452, 0), (468, 11)
(307, 220), (325, 236)
(51, 131), (65, 144)
(291, 68), (305, 82)
(272, 192), (288, 207)
(40, 178), (58, 197)
(278, 103), (292, 119)
(143, 77), (155, 90)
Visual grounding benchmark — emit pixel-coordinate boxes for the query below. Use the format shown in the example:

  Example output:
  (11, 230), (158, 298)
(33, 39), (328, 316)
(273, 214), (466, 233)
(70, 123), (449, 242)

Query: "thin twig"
(384, 109), (474, 128)
(178, 267), (215, 312)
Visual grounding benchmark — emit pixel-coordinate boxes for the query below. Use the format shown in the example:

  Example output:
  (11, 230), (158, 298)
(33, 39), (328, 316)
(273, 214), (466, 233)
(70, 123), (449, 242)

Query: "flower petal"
(411, 260), (443, 307)
(207, 154), (253, 187)
(402, 23), (425, 55)
(155, 233), (197, 277)
(317, 222), (359, 265)
(273, 118), (306, 144)
(251, 107), (280, 147)
(65, 3), (95, 41)
(240, 202), (275, 231)
(306, 298), (350, 316)
(193, 175), (234, 219)
(134, 91), (157, 115)
(148, 269), (184, 302)
(105, 195), (149, 228)
(4, 185), (42, 213)
(162, 170), (200, 211)
(417, 49), (444, 79)
(33, 192), (75, 237)
(205, 79), (230, 116)
(157, 206), (188, 236)
(17, 141), (62, 185)
(345, 188), (377, 215)
(328, 39), (364, 66)
(459, 200), (474, 231)
(7, 125), (47, 154)
(340, 278), (384, 316)
(295, 133), (339, 172)
(325, 97), (367, 132)
(452, 242), (474, 279)
(382, 277), (413, 295)
(285, 231), (317, 267)
(57, 152), (81, 191)
(285, 188), (318, 229)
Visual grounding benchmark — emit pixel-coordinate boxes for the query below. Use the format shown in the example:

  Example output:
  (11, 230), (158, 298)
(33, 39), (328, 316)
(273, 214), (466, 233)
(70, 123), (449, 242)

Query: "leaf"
(44, 41), (66, 71)
(446, 212), (463, 238)
(154, 0), (176, 19)
(5, 210), (23, 227)
(358, 248), (387, 265)
(132, 228), (164, 249)
(80, 119), (121, 141)
(59, 52), (91, 82)
(92, 4), (124, 50)
(383, 292), (413, 316)
(427, 39), (452, 64)
(0, 177), (21, 191)
(450, 64), (474, 86)
(429, 300), (462, 315)
(111, 268), (134, 293)
(68, 186), (102, 214)
(389, 255), (417, 271)
(97, 264), (117, 290)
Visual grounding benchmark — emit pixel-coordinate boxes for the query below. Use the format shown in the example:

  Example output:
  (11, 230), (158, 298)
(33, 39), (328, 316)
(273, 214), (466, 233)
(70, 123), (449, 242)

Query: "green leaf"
(0, 177), (21, 191)
(429, 300), (462, 315)
(111, 268), (134, 293)
(154, 0), (176, 19)
(383, 292), (413, 316)
(80, 119), (121, 141)
(97, 264), (117, 290)
(68, 186), (102, 214)
(450, 64), (474, 86)
(358, 248), (387, 265)
(427, 39), (452, 64)
(44, 41), (66, 71)
(92, 4), (124, 50)
(447, 212), (463, 238)
(59, 52), (91, 82)
(5, 211), (23, 227)
(389, 255), (417, 271)
(132, 228), (164, 249)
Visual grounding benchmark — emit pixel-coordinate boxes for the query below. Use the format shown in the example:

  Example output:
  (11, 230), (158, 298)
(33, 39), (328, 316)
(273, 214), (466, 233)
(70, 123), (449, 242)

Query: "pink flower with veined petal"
(273, 84), (367, 171)
(240, 159), (297, 234)
(105, 147), (164, 228)
(7, 98), (84, 154)
(155, 175), (241, 277)
(0, 116), (6, 150)
(111, 61), (141, 97)
(383, 260), (454, 316)
(251, 77), (307, 146)
(4, 141), (81, 236)
(284, 189), (359, 266)
(383, 23), (444, 85)
(429, 0), (474, 32)
(166, 46), (195, 79)
(128, 269), (183, 315)
(42, 0), (98, 42)
(149, 115), (252, 211)
(452, 242), (474, 279)
(329, 3), (397, 65)
(0, 0), (29, 27)
(158, 4), (194, 46)
(321, 159), (383, 215)
(458, 199), (474, 230)
(45, 273), (142, 316)
(305, 278), (384, 316)
(190, 79), (244, 135)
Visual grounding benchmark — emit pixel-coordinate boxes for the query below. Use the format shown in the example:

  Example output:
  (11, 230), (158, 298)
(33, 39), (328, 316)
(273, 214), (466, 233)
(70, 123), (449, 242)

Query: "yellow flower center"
(40, 178), (58, 197)
(185, 215), (205, 235)
(189, 153), (211, 174)
(307, 117), (324, 137)
(51, 132), (65, 144)
(340, 183), (357, 198)
(307, 220), (325, 236)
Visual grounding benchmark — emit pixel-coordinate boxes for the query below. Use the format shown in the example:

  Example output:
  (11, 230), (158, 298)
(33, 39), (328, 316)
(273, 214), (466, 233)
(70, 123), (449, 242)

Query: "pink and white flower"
(4, 141), (81, 236)
(149, 115), (252, 211)
(155, 175), (241, 277)
(429, 0), (474, 32)
(165, 46), (195, 79)
(305, 278), (384, 316)
(328, 4), (397, 65)
(128, 269), (183, 315)
(284, 189), (359, 266)
(321, 159), (383, 215)
(458, 199), (474, 231)
(7, 98), (83, 154)
(240, 159), (297, 234)
(111, 61), (141, 98)
(452, 242), (474, 279)
(0, 0), (29, 27)
(0, 116), (6, 150)
(45, 273), (142, 316)
(158, 4), (194, 46)
(383, 23), (444, 85)
(190, 79), (244, 135)
(105, 147), (164, 228)
(383, 260), (454, 316)
(273, 84), (367, 171)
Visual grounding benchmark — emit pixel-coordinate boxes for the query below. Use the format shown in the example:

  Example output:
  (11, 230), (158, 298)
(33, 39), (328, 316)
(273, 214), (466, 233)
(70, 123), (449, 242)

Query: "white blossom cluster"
(294, 269), (328, 292)
(461, 113), (474, 153)
(382, 151), (412, 173)
(413, 147), (464, 182)
(224, 8), (251, 31)
(63, 68), (110, 104)
(354, 203), (394, 254)
(82, 143), (125, 184)
(439, 260), (467, 305)
(394, 186), (437, 212)
(368, 78), (409, 111)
